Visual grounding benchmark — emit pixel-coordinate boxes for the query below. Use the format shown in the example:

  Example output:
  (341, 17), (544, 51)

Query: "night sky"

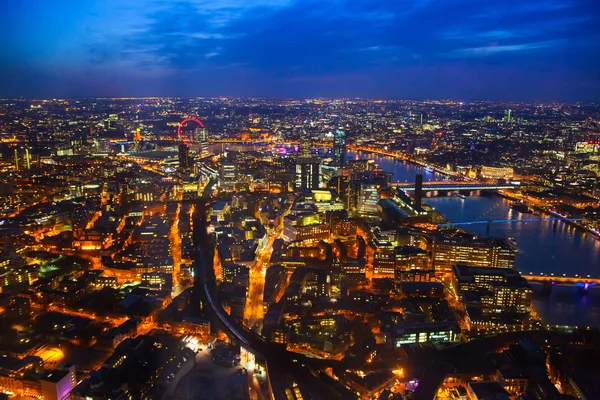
(2, 0), (599, 101)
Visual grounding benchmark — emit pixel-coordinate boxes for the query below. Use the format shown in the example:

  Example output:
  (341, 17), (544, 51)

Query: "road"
(169, 195), (188, 297)
(39, 304), (129, 327)
(243, 233), (279, 333)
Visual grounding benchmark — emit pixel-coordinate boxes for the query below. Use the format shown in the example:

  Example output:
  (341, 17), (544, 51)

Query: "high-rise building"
(356, 182), (380, 219)
(432, 237), (517, 276)
(299, 129), (312, 158)
(220, 163), (238, 181)
(296, 159), (320, 189)
(14, 148), (19, 172)
(24, 147), (31, 170)
(107, 114), (119, 130)
(178, 143), (190, 169)
(194, 127), (209, 157)
(219, 159), (238, 190)
(332, 127), (346, 167)
(296, 130), (320, 189)
(14, 146), (32, 171)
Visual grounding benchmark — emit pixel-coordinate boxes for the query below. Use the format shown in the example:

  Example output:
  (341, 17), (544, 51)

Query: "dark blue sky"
(2, 0), (599, 101)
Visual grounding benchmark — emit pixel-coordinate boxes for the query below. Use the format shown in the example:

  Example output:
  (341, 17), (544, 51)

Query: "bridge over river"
(393, 181), (521, 191)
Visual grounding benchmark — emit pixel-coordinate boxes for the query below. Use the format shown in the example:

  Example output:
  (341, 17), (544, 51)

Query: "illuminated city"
(2, 1), (600, 400)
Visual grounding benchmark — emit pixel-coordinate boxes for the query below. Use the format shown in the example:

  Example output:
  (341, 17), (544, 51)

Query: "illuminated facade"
(296, 158), (321, 189)
(480, 166), (514, 181)
(394, 246), (433, 284)
(387, 321), (459, 348)
(373, 250), (395, 276)
(332, 127), (346, 167)
(356, 182), (380, 219)
(283, 212), (330, 242)
(219, 162), (238, 188)
(194, 127), (209, 157)
(452, 265), (533, 322)
(296, 129), (321, 189)
(432, 237), (516, 275)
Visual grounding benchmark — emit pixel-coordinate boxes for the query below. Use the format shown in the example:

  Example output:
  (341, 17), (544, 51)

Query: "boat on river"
(510, 202), (533, 214)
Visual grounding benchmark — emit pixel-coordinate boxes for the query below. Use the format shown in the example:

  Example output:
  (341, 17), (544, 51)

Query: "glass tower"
(333, 127), (346, 167)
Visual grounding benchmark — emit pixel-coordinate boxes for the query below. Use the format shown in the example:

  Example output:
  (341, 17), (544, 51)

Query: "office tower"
(194, 127), (209, 157)
(14, 147), (32, 171)
(296, 130), (320, 189)
(432, 237), (517, 276)
(296, 160), (320, 189)
(504, 109), (513, 123)
(220, 162), (238, 182)
(414, 174), (423, 209)
(356, 182), (380, 219)
(332, 127), (346, 167)
(298, 129), (311, 158)
(178, 143), (190, 169)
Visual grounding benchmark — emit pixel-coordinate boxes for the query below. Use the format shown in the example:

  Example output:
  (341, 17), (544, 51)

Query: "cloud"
(455, 40), (565, 57)
(1, 0), (600, 100)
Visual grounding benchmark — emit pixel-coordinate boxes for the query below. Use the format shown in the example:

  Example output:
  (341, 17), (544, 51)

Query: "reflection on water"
(426, 195), (600, 327)
(222, 146), (600, 326)
(531, 285), (600, 327)
(425, 196), (600, 277)
(349, 150), (600, 327)
(348, 151), (449, 183)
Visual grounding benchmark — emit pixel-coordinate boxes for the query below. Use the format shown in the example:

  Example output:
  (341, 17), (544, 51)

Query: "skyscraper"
(194, 127), (209, 157)
(178, 143), (190, 169)
(298, 129), (312, 158)
(356, 182), (380, 218)
(14, 147), (31, 171)
(332, 127), (346, 167)
(296, 129), (320, 189)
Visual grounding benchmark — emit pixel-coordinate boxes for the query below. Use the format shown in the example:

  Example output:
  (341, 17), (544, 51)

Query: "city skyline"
(1, 2), (600, 399)
(2, 0), (600, 101)
(0, 96), (599, 399)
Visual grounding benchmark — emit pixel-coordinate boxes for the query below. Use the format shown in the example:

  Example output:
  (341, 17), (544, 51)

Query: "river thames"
(216, 145), (599, 327)
(349, 151), (600, 328)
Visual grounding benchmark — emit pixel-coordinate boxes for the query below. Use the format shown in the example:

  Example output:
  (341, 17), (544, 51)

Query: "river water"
(349, 151), (600, 327)
(215, 145), (599, 326)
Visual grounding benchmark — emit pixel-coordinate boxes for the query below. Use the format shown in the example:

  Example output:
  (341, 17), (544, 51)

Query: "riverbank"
(352, 145), (600, 242)
(496, 191), (600, 241)
(347, 145), (458, 178)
